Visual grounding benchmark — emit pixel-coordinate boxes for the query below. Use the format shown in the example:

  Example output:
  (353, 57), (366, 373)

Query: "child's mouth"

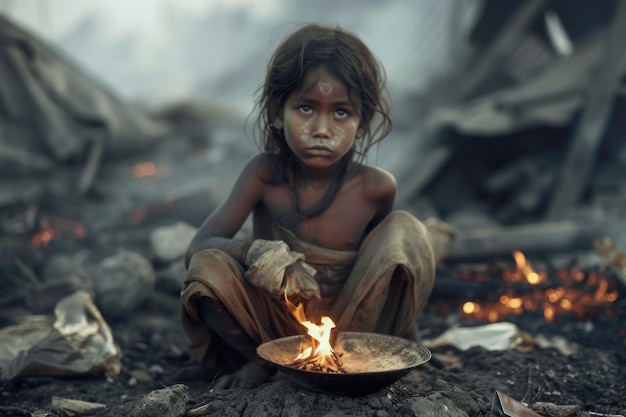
(307, 146), (332, 154)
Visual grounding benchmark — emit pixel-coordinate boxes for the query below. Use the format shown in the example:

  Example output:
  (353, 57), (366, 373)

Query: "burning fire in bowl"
(257, 281), (431, 395)
(257, 332), (431, 396)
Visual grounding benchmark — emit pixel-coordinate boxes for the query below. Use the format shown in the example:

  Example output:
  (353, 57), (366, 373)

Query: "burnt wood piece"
(547, 0), (626, 219)
(434, 275), (558, 296)
(494, 168), (558, 224)
(483, 152), (560, 223)
(483, 152), (558, 194)
(445, 220), (626, 261)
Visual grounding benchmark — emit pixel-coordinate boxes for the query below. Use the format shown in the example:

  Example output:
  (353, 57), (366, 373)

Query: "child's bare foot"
(213, 360), (274, 389)
(170, 364), (213, 383)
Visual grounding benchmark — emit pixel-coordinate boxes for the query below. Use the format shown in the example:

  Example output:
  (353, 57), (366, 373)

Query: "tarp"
(0, 14), (170, 174)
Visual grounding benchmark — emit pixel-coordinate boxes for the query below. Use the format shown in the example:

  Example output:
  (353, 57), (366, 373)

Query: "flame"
(285, 290), (340, 371)
(512, 251), (546, 285)
(298, 317), (337, 368)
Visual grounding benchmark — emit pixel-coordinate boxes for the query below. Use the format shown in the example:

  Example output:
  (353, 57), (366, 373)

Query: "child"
(179, 23), (436, 388)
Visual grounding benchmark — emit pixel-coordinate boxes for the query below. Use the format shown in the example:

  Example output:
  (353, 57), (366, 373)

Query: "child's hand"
(285, 261), (320, 318)
(244, 240), (320, 304)
(284, 261), (321, 302)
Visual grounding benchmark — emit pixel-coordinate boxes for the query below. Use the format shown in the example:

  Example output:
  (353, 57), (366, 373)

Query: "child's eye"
(335, 109), (350, 118)
(298, 106), (312, 114)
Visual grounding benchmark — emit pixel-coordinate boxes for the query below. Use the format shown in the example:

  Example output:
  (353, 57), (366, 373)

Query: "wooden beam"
(445, 220), (626, 261)
(547, 0), (626, 219)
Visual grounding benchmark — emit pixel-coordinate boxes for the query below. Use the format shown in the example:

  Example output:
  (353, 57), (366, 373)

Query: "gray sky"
(3, 0), (478, 114)
(4, 0), (280, 40)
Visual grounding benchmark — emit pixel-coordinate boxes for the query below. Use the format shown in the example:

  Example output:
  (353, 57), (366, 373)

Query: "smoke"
(14, 0), (478, 109)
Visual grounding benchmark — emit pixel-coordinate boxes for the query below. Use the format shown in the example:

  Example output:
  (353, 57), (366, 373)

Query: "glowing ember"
(130, 208), (147, 224)
(129, 199), (176, 224)
(454, 251), (620, 324)
(132, 161), (157, 178)
(131, 161), (169, 178)
(31, 223), (57, 248)
(285, 292), (345, 373)
(30, 217), (86, 249)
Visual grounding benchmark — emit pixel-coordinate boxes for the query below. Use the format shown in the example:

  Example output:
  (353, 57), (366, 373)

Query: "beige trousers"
(180, 210), (436, 369)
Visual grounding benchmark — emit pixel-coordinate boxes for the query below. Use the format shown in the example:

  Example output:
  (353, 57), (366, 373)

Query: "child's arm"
(365, 166), (397, 232)
(184, 155), (266, 268)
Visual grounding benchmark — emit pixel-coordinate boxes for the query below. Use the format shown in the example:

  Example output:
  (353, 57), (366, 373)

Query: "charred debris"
(1, 1), (626, 328)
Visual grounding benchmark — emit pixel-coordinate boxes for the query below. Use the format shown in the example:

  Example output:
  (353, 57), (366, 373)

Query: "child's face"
(280, 67), (361, 172)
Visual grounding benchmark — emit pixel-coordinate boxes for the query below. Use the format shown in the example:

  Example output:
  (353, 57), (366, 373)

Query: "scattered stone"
(150, 221), (197, 264)
(76, 249), (155, 320)
(155, 260), (187, 294)
(531, 402), (582, 417)
(129, 384), (190, 417)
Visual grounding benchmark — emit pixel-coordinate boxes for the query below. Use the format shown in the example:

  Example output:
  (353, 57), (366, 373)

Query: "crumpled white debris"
(423, 322), (528, 351)
(0, 290), (121, 379)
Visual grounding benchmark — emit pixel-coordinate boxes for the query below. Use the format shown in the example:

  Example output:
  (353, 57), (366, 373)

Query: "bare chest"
(255, 182), (376, 250)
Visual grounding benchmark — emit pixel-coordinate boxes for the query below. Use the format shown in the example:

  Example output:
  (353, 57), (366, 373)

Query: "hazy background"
(3, 0), (481, 179)
(4, 0), (477, 109)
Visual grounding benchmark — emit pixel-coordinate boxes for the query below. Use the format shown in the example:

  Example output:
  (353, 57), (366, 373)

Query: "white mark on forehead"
(319, 82), (333, 95)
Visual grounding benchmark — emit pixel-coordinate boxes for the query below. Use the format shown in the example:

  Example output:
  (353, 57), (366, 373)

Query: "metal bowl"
(257, 332), (431, 396)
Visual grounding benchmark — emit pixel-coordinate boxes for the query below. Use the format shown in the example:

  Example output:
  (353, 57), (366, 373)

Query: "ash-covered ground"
(1, 283), (624, 417)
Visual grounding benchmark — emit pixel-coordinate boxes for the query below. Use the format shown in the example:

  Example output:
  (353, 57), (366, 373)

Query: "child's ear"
(272, 119), (284, 129)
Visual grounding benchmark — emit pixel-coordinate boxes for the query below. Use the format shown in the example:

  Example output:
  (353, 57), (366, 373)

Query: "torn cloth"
(243, 239), (320, 301)
(180, 210), (436, 371)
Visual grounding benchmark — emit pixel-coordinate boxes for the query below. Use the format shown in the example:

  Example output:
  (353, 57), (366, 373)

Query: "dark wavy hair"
(253, 23), (392, 181)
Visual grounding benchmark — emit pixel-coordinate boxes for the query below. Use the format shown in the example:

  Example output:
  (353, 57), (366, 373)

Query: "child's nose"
(312, 114), (332, 138)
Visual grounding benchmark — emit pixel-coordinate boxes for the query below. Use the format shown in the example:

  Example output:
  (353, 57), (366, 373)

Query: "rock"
(129, 384), (189, 417)
(531, 402), (581, 417)
(150, 221), (197, 264)
(155, 261), (187, 294)
(76, 249), (155, 320)
(42, 253), (86, 287)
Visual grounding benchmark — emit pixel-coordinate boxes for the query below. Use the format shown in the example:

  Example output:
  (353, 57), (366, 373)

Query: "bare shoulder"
(218, 152), (280, 217)
(349, 164), (396, 229)
(240, 152), (270, 176)
(356, 164), (397, 201)
(234, 152), (278, 188)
